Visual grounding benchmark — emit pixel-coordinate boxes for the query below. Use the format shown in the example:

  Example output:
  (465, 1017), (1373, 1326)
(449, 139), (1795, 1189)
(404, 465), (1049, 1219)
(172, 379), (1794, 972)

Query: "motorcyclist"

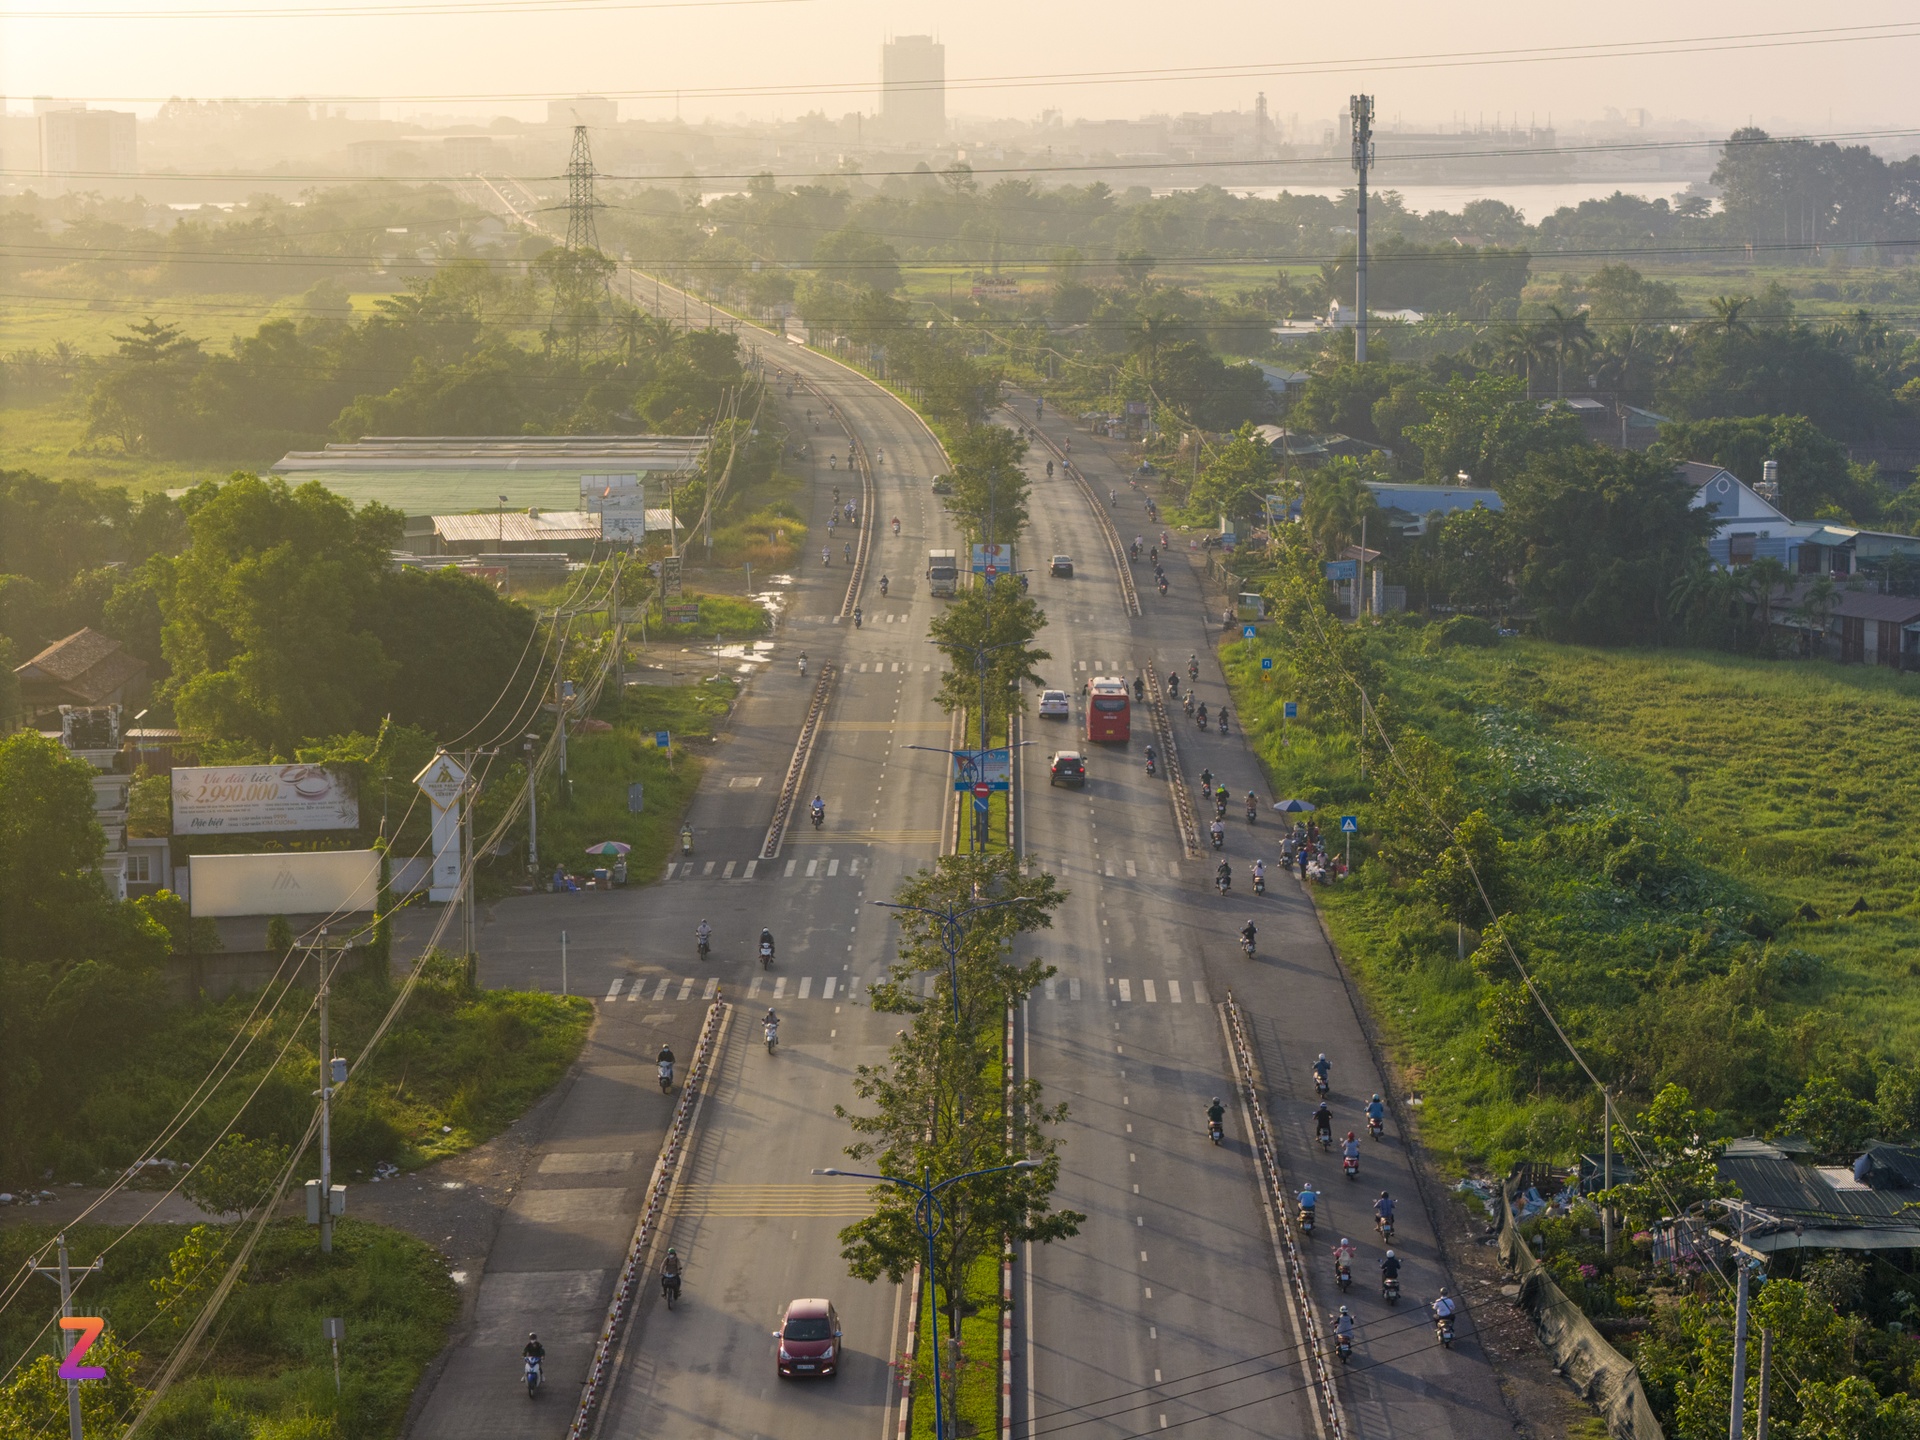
(853, 606), (863, 628)
(1218, 707), (1230, 734)
(1167, 672), (1179, 698)
(1343, 1128), (1362, 1161)
(661, 1247), (684, 1296)
(1297, 1183), (1319, 1219)
(760, 927), (776, 957)
(892, 516), (901, 534)
(656, 1044), (675, 1086)
(1432, 1288), (1459, 1324)
(1209, 817), (1225, 847)
(1332, 1306), (1354, 1340)
(1199, 767), (1214, 793)
(844, 541), (853, 562)
(1188, 651), (1198, 675)
(1196, 702), (1209, 727)
(695, 918), (712, 954)
(798, 652), (808, 676)
(1144, 743), (1157, 771)
(1246, 790), (1258, 817)
(821, 547), (830, 565)
(879, 574), (889, 596)
(1313, 1101), (1333, 1143)
(1367, 1094), (1386, 1130)
(1312, 1053), (1331, 1088)
(1379, 1249), (1402, 1283)
(1251, 858), (1266, 887)
(1332, 1235), (1357, 1268)
(1374, 1190), (1397, 1228)
(1215, 859), (1232, 891)
(523, 1333), (546, 1363)
(1134, 675), (1145, 701)
(1206, 1096), (1226, 1135)
(1239, 920), (1257, 952)
(811, 795), (825, 824)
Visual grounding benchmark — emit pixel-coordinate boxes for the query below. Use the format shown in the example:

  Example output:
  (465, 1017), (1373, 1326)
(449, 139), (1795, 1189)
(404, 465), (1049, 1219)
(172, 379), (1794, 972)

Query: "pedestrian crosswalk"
(597, 972), (1206, 1006)
(658, 851), (1224, 882)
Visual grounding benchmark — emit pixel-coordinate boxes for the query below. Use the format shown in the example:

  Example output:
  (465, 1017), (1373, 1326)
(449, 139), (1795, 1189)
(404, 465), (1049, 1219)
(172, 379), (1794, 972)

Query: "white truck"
(927, 549), (959, 597)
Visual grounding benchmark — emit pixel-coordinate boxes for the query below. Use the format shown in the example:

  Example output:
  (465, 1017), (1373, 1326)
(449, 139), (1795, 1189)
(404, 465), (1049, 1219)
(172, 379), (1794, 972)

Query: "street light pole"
(813, 1160), (1039, 1440)
(870, 896), (1027, 1029)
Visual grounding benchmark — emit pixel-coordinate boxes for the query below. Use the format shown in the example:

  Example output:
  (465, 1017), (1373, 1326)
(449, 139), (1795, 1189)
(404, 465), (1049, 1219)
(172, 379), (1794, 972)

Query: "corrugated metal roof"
(276, 435), (707, 473)
(434, 511), (601, 543)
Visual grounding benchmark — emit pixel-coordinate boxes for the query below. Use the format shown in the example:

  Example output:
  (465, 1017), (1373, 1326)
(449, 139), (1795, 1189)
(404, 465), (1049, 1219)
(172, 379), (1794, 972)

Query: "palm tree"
(1698, 295), (1753, 338)
(1538, 305), (1595, 398)
(1744, 556), (1790, 643)
(1129, 310), (1178, 386)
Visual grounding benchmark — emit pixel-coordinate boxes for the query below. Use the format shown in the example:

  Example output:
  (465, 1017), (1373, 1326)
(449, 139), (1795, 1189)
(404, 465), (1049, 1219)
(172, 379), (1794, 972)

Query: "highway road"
(409, 231), (1523, 1437)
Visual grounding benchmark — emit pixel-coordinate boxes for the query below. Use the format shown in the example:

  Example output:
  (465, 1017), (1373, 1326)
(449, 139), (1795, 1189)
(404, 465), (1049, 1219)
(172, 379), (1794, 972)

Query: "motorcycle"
(680, 826), (694, 856)
(1219, 712), (1230, 735)
(1183, 693), (1195, 717)
(697, 935), (710, 961)
(853, 610), (862, 629)
(662, 1271), (682, 1309)
(657, 1060), (674, 1094)
(760, 939), (775, 970)
(1316, 1127), (1333, 1153)
(1158, 577), (1168, 596)
(1335, 1331), (1353, 1364)
(1240, 933), (1256, 960)
(1435, 1313), (1456, 1349)
(1215, 870), (1232, 896)
(1195, 709), (1209, 731)
(1335, 1260), (1352, 1292)
(1211, 829), (1225, 851)
(1207, 1115), (1223, 1146)
(1382, 1275), (1401, 1304)
(798, 656), (808, 677)
(1252, 870), (1266, 896)
(879, 577), (889, 596)
(1246, 802), (1257, 825)
(1375, 1214), (1394, 1242)
(1297, 1206), (1316, 1235)
(1145, 754), (1157, 777)
(1343, 1153), (1359, 1181)
(764, 1022), (779, 1055)
(811, 805), (824, 831)
(524, 1355), (543, 1398)
(1188, 659), (1199, 681)
(1314, 1074), (1330, 1100)
(1368, 1115), (1383, 1141)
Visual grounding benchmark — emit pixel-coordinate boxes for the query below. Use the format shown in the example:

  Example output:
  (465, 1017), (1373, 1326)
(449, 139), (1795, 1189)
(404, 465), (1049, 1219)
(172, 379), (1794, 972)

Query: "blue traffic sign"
(1283, 701), (1297, 719)
(654, 731), (671, 748)
(1261, 657), (1274, 671)
(1242, 624), (1257, 639)
(1339, 815), (1359, 833)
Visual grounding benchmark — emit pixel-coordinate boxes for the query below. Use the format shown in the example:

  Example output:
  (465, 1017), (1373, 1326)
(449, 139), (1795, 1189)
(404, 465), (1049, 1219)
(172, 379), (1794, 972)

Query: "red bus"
(1086, 676), (1131, 744)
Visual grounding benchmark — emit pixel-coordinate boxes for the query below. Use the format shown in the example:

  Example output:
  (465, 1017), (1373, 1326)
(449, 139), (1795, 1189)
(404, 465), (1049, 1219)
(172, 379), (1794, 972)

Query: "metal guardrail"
(571, 998), (731, 1440)
(1222, 989), (1347, 1440)
(760, 661), (836, 859)
(1143, 667), (1202, 857)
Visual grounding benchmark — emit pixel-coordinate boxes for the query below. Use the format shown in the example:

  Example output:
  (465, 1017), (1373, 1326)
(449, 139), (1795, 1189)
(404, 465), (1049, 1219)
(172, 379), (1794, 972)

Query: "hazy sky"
(7, 0), (1920, 134)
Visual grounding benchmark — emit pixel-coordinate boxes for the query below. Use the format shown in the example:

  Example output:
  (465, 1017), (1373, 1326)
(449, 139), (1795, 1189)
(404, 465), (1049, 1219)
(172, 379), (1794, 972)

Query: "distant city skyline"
(5, 0), (1920, 141)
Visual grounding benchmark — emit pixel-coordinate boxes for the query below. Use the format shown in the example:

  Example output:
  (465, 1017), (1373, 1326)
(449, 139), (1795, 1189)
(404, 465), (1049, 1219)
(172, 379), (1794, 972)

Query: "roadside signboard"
(660, 555), (683, 597)
(664, 602), (700, 626)
(654, 731), (672, 749)
(972, 781), (992, 799)
(173, 764), (358, 834)
(950, 748), (1011, 792)
(189, 849), (381, 918)
(1324, 559), (1357, 581)
(1340, 815), (1359, 833)
(1261, 658), (1274, 671)
(1283, 701), (1298, 718)
(1242, 624), (1257, 639)
(971, 542), (1013, 575)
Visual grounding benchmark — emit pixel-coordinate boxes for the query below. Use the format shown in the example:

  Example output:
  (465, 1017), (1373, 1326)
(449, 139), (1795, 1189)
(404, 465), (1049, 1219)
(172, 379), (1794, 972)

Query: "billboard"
(189, 849), (381, 918)
(172, 765), (359, 835)
(970, 542), (1014, 576)
(950, 748), (1011, 792)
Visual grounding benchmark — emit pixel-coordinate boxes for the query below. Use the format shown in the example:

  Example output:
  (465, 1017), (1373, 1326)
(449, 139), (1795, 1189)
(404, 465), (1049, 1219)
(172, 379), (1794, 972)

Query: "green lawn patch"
(27, 960), (589, 1186)
(1219, 625), (1920, 1170)
(642, 591), (769, 640)
(0, 1218), (456, 1440)
(908, 1247), (1003, 1438)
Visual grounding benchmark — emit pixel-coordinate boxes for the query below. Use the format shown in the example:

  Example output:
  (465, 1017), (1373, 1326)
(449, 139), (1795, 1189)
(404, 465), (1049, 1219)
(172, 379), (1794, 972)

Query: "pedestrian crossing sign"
(1242, 625), (1257, 639)
(1340, 816), (1358, 832)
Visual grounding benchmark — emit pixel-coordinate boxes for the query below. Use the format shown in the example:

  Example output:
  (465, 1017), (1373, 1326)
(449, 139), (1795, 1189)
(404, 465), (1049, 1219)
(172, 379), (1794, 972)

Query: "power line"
(14, 0), (800, 17)
(16, 122), (1920, 186)
(35, 19), (1920, 104)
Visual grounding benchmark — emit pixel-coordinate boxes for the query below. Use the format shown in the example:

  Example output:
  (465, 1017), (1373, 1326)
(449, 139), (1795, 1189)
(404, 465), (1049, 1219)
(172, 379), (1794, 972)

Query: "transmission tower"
(564, 124), (601, 253)
(1350, 94), (1374, 363)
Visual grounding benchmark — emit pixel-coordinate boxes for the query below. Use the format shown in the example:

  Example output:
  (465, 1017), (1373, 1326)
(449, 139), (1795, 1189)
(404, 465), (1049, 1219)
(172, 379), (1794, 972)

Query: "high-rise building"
(881, 35), (945, 142)
(38, 105), (136, 191)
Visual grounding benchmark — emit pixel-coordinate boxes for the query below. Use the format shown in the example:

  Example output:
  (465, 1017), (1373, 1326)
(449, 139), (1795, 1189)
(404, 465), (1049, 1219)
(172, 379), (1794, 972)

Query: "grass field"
(1221, 625), (1920, 1170)
(0, 399), (245, 492)
(0, 1217), (457, 1440)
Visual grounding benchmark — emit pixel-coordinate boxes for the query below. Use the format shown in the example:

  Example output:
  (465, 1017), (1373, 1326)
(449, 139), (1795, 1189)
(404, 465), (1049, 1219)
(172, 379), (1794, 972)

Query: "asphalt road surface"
(404, 240), (1520, 1438)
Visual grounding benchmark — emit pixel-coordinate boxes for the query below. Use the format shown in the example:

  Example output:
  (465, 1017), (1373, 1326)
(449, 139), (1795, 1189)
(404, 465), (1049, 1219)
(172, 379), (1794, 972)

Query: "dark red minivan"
(775, 1297), (842, 1378)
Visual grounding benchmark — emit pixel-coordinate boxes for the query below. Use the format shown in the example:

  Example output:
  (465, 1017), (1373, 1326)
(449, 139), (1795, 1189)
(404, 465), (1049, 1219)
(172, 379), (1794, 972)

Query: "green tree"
(1598, 1083), (1728, 1230)
(0, 1330), (147, 1435)
(1779, 1075), (1875, 1157)
(1428, 504), (1518, 618)
(1301, 459), (1383, 557)
(0, 731), (108, 962)
(1292, 360), (1417, 442)
(812, 225), (902, 294)
(85, 319), (206, 455)
(1659, 413), (1885, 522)
(928, 583), (1051, 729)
(150, 1223), (233, 1329)
(160, 475), (401, 753)
(183, 1133), (291, 1217)
(941, 425), (1031, 546)
(1187, 424), (1279, 530)
(1417, 809), (1513, 924)
(1502, 446), (1715, 646)
(1402, 374), (1584, 487)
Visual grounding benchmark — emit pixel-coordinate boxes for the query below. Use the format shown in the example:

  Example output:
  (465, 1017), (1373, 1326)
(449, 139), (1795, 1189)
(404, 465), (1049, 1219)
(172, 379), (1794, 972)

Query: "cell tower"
(1350, 95), (1375, 363)
(564, 124), (600, 253)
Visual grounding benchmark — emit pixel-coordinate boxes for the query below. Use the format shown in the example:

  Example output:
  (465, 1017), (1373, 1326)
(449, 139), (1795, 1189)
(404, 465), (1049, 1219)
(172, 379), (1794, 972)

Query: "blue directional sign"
(654, 731), (671, 748)
(1283, 701), (1297, 719)
(1242, 624), (1257, 639)
(1261, 657), (1274, 671)
(1339, 815), (1359, 833)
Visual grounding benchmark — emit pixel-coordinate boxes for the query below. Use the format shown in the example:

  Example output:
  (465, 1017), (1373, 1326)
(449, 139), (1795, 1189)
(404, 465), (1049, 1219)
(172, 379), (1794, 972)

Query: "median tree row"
(834, 854), (1083, 1440)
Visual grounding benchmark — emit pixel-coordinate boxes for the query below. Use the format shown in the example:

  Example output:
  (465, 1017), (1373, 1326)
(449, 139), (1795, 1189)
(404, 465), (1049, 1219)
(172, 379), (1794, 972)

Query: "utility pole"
(1602, 1091), (1614, 1255)
(1729, 1226), (1755, 1440)
(31, 1235), (102, 1440)
(524, 734), (539, 873)
(1350, 94), (1375, 363)
(1755, 1328), (1773, 1440)
(318, 928), (336, 1254)
(461, 778), (477, 965)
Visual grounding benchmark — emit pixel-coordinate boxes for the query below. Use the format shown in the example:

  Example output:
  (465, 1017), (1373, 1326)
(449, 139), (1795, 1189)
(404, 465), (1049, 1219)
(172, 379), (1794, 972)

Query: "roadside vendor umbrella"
(1271, 799), (1317, 813)
(584, 841), (631, 856)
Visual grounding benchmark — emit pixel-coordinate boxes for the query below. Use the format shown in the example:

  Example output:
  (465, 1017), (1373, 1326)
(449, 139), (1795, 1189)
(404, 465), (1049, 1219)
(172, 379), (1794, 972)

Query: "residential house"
(13, 627), (148, 726)
(46, 704), (134, 900)
(1684, 459), (1920, 579)
(1360, 482), (1504, 538)
(1700, 1137), (1920, 1255)
(1765, 578), (1920, 668)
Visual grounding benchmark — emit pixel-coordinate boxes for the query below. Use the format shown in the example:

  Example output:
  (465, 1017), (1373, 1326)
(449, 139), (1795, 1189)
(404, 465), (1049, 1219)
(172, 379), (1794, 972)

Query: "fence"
(1497, 1172), (1666, 1440)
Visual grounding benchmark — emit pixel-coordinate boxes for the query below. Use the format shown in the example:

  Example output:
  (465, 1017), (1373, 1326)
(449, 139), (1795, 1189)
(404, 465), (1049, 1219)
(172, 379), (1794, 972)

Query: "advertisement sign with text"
(189, 849), (381, 918)
(172, 765), (359, 834)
